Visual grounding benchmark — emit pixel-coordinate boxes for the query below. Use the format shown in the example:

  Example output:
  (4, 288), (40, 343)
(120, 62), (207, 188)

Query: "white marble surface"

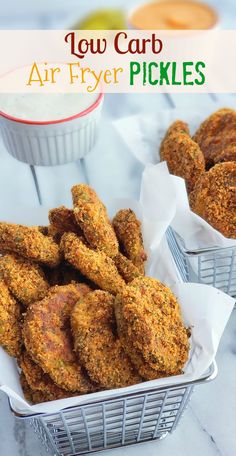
(1, 1), (236, 455)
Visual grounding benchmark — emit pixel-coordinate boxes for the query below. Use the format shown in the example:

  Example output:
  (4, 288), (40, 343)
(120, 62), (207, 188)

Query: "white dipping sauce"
(0, 93), (99, 122)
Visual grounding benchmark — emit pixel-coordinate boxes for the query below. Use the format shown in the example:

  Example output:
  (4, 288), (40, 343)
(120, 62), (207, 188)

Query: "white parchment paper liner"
(0, 164), (234, 415)
(114, 109), (236, 250)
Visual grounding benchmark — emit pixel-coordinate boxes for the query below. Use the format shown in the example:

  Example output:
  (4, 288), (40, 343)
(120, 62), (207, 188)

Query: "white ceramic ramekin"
(0, 93), (104, 166)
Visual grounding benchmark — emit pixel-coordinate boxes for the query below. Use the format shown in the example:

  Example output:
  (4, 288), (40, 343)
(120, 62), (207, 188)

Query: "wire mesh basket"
(167, 228), (236, 299)
(11, 363), (217, 456)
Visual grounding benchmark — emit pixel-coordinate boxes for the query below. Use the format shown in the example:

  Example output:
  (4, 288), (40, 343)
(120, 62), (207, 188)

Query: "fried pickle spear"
(49, 206), (83, 235)
(61, 233), (125, 295)
(193, 108), (236, 168)
(19, 351), (81, 401)
(0, 281), (22, 357)
(189, 162), (236, 238)
(72, 184), (118, 258)
(160, 120), (205, 193)
(115, 277), (189, 379)
(113, 253), (142, 283)
(23, 284), (96, 393)
(0, 223), (61, 267)
(112, 209), (147, 274)
(71, 290), (141, 389)
(0, 254), (49, 307)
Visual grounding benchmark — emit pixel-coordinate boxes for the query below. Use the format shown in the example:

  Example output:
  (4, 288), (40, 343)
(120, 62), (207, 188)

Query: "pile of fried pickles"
(0, 184), (189, 404)
(160, 108), (236, 239)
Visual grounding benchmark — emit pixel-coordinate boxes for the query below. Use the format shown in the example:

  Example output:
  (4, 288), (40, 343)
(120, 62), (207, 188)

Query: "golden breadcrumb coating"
(160, 120), (205, 193)
(112, 209), (147, 274)
(0, 253), (49, 307)
(113, 331), (167, 380)
(61, 233), (125, 295)
(189, 162), (236, 238)
(0, 223), (61, 267)
(113, 253), (142, 283)
(0, 280), (22, 357)
(214, 146), (236, 165)
(45, 224), (63, 244)
(115, 277), (189, 379)
(49, 206), (82, 235)
(71, 290), (141, 389)
(19, 350), (81, 401)
(20, 373), (80, 404)
(164, 120), (190, 136)
(193, 108), (236, 168)
(23, 284), (96, 393)
(20, 373), (43, 403)
(72, 184), (118, 258)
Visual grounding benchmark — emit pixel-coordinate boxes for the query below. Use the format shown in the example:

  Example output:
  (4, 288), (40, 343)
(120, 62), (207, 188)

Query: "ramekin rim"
(0, 92), (104, 126)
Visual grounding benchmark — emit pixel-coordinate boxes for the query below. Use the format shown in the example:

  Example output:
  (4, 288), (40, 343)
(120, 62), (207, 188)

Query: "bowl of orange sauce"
(128, 0), (219, 30)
